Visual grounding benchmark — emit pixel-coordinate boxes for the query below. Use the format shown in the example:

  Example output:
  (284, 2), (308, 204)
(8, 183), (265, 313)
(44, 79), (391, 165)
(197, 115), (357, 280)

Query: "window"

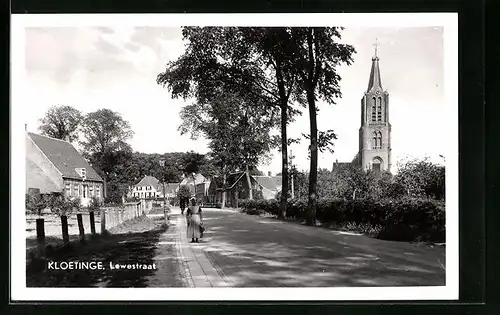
(96, 186), (101, 197)
(377, 97), (382, 121)
(65, 184), (71, 196)
(372, 131), (382, 149)
(90, 186), (94, 197)
(83, 185), (88, 198)
(371, 97), (376, 122)
(74, 184), (79, 197)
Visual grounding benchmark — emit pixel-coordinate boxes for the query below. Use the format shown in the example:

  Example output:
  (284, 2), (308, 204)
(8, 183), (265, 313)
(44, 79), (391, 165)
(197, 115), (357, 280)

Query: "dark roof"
(209, 172), (246, 191)
(28, 132), (103, 182)
(253, 176), (282, 192)
(332, 161), (352, 170)
(26, 158), (61, 194)
(224, 172), (246, 190)
(135, 175), (160, 187)
(367, 56), (383, 92)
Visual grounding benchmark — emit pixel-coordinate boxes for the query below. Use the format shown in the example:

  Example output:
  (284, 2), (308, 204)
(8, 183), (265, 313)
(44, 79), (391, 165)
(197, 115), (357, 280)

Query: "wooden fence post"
(101, 209), (106, 233)
(89, 211), (96, 235)
(36, 218), (46, 258)
(77, 213), (85, 243)
(60, 215), (69, 244)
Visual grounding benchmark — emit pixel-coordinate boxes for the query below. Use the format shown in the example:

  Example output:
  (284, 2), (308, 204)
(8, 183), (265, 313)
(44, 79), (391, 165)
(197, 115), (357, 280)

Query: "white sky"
(23, 26), (445, 174)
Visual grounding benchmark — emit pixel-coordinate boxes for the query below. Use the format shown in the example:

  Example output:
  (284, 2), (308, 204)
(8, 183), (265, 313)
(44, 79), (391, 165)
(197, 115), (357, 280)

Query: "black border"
(7, 0), (489, 313)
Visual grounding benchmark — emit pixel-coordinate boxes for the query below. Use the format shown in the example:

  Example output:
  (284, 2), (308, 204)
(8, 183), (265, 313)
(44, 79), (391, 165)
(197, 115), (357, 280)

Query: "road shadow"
(199, 210), (446, 287)
(26, 216), (167, 288)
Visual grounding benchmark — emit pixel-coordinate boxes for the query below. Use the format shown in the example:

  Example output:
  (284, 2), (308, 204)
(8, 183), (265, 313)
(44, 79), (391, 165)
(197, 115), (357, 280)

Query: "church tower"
(358, 48), (392, 173)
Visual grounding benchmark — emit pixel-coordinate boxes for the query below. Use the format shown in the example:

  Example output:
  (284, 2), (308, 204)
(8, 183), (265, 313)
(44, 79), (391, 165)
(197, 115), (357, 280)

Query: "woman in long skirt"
(186, 198), (202, 243)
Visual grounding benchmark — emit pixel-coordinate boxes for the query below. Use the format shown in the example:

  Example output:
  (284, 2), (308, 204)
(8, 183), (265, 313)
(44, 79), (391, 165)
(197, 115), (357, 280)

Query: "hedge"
(239, 197), (445, 243)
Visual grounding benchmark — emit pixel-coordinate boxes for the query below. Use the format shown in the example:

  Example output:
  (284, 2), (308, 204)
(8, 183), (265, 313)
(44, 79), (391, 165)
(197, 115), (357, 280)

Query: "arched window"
(377, 97), (382, 121)
(371, 97), (376, 122)
(373, 131), (382, 149)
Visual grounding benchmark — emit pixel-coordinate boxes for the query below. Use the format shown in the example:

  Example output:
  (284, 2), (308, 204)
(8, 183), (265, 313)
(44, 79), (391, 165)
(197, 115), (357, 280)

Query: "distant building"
(334, 52), (392, 173)
(207, 172), (282, 207)
(132, 175), (163, 199)
(179, 173), (209, 202)
(26, 132), (104, 206)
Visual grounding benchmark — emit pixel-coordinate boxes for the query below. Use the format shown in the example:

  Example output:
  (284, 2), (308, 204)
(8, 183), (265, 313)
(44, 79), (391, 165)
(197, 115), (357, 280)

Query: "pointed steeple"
(367, 40), (382, 92)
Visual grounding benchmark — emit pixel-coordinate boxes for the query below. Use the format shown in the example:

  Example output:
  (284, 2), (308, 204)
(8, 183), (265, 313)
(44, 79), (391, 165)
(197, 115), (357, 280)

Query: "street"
(148, 207), (446, 287)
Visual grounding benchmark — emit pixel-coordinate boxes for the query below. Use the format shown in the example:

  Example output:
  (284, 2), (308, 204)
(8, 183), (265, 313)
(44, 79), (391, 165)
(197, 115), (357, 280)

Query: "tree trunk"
(245, 165), (253, 200)
(306, 89), (318, 226)
(279, 102), (289, 219)
(60, 215), (70, 244)
(274, 57), (290, 219)
(221, 168), (227, 208)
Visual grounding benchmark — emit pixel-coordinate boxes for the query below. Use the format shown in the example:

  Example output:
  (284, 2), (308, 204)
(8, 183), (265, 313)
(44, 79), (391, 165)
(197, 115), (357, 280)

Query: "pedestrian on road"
(186, 197), (202, 243)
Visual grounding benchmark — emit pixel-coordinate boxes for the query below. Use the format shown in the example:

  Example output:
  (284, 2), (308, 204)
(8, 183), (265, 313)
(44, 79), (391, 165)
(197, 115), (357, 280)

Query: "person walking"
(186, 197), (202, 243)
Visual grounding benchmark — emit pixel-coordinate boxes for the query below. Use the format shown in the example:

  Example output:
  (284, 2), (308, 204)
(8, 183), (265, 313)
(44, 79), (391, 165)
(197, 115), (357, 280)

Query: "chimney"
(268, 171), (272, 177)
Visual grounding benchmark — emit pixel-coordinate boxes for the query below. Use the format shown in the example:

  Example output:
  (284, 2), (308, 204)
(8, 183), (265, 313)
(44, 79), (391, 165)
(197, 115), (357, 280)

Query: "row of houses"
(129, 171), (282, 207)
(26, 131), (282, 208)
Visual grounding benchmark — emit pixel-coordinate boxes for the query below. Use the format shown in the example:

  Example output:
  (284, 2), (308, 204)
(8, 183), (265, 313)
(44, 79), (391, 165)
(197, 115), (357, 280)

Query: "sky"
(23, 26), (446, 174)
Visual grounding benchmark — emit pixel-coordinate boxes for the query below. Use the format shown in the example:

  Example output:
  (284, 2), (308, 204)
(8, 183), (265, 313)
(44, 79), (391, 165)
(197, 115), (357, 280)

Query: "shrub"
(239, 197), (445, 242)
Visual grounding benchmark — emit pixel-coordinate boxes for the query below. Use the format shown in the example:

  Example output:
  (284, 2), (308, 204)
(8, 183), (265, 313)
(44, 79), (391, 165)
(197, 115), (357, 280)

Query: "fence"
(26, 201), (148, 259)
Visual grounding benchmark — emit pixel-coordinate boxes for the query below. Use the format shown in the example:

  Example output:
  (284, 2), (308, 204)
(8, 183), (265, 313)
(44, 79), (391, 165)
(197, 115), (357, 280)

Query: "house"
(207, 171), (282, 207)
(132, 175), (163, 199)
(252, 175), (282, 200)
(26, 132), (104, 206)
(178, 173), (210, 202)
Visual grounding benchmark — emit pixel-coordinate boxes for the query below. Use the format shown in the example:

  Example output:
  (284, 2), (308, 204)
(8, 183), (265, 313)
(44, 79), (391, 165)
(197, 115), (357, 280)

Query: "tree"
(157, 27), (303, 218)
(178, 93), (277, 202)
(393, 158), (445, 200)
(79, 109), (134, 202)
(26, 192), (51, 217)
(79, 109), (134, 160)
(38, 105), (83, 142)
(286, 27), (355, 225)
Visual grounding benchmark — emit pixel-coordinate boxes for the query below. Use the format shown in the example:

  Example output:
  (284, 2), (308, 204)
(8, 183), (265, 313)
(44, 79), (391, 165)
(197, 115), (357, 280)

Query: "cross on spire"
(373, 38), (379, 58)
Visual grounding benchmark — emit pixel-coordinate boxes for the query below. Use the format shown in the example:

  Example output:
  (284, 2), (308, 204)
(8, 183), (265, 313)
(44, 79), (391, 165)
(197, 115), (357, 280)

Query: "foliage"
(393, 158), (446, 200)
(47, 193), (82, 217)
(26, 193), (51, 216)
(240, 197), (445, 242)
(86, 197), (102, 213)
(79, 109), (134, 158)
(178, 93), (277, 182)
(177, 185), (192, 199)
(157, 27), (308, 217)
(38, 105), (83, 142)
(283, 27), (355, 226)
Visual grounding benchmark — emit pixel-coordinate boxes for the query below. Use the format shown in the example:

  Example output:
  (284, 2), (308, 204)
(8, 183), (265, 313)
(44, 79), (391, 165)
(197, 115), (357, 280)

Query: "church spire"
(367, 39), (382, 92)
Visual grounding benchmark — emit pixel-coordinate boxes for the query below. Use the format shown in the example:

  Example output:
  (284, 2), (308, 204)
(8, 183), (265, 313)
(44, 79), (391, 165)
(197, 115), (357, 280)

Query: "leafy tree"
(79, 109), (134, 200)
(286, 27), (355, 225)
(178, 93), (276, 203)
(26, 193), (51, 217)
(80, 109), (134, 160)
(393, 158), (445, 200)
(177, 185), (192, 210)
(38, 105), (83, 142)
(157, 27), (303, 219)
(47, 193), (81, 217)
